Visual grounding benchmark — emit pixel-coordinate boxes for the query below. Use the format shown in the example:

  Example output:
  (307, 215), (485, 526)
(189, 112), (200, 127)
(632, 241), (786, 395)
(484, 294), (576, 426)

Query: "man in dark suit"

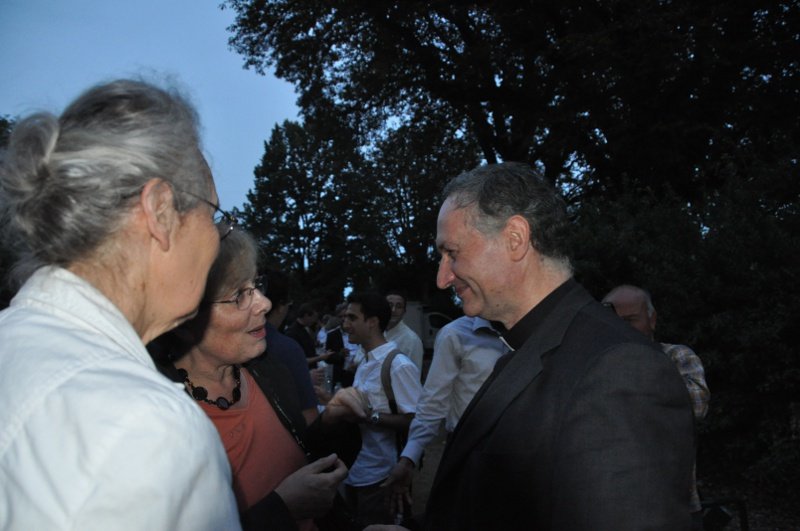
(285, 302), (323, 365)
(373, 162), (695, 531)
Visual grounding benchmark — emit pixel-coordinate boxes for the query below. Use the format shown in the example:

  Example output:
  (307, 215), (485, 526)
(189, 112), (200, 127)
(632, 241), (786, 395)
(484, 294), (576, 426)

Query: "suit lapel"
(430, 282), (594, 494)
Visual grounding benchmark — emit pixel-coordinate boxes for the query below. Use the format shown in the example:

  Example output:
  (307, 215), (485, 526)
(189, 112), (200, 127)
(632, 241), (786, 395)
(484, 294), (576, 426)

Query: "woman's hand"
(273, 454), (348, 519)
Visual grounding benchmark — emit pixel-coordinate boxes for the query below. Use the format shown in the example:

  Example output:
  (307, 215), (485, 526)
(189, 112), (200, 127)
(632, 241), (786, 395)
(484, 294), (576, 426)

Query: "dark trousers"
(344, 480), (392, 527)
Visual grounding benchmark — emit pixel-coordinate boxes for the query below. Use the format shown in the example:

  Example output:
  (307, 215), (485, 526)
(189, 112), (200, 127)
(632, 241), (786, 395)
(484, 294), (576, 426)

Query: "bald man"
(603, 284), (710, 529)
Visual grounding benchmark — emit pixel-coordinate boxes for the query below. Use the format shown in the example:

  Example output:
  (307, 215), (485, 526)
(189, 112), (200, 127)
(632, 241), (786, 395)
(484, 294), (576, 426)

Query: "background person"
(0, 79), (240, 529)
(383, 315), (508, 515)
(368, 162), (695, 531)
(260, 268), (320, 425)
(153, 229), (364, 530)
(342, 292), (422, 527)
(288, 302), (334, 368)
(603, 284), (710, 529)
(384, 290), (425, 372)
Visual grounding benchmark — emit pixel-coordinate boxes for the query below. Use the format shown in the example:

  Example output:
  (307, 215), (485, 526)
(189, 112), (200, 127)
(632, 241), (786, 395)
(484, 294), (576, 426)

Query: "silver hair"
(0, 79), (212, 288)
(442, 162), (573, 272)
(605, 284), (656, 317)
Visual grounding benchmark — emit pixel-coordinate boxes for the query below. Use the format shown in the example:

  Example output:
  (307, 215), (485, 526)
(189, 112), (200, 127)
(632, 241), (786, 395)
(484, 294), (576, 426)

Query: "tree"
(240, 115), (361, 305)
(240, 103), (481, 305)
(226, 0), (800, 483)
(351, 107), (482, 298)
(226, 0), (799, 204)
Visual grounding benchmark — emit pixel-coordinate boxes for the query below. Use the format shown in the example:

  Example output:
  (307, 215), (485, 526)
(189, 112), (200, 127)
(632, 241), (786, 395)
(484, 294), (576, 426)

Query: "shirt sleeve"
(401, 326), (462, 464)
(664, 343), (710, 420)
(389, 355), (422, 416)
(73, 390), (240, 531)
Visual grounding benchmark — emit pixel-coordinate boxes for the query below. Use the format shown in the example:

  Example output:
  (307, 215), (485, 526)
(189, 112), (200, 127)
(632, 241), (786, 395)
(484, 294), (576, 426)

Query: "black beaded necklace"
(177, 365), (242, 410)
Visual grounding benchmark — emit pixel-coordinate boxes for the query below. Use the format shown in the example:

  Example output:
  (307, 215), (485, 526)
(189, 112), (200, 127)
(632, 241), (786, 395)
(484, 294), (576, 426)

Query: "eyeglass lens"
(235, 277), (267, 310)
(214, 210), (236, 240)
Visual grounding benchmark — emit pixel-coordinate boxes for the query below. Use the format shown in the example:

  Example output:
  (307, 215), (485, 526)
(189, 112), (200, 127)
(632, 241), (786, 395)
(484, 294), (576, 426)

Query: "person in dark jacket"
(374, 162), (694, 531)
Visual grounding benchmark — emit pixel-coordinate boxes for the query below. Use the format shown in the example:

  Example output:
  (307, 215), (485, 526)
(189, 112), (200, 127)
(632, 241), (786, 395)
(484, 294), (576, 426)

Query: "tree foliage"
(226, 0), (799, 202)
(225, 0), (800, 482)
(239, 102), (481, 306)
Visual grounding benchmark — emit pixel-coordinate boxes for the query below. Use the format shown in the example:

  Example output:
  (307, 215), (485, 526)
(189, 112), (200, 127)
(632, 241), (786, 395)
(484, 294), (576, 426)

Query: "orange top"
(201, 368), (315, 530)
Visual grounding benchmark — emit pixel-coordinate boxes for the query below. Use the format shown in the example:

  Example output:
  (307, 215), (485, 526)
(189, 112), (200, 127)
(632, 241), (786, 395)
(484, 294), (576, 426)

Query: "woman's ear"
(140, 178), (176, 252)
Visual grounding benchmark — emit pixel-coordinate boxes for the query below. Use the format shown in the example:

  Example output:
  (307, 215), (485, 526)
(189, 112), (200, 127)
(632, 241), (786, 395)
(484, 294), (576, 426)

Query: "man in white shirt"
(342, 292), (422, 527)
(383, 315), (508, 515)
(384, 290), (425, 371)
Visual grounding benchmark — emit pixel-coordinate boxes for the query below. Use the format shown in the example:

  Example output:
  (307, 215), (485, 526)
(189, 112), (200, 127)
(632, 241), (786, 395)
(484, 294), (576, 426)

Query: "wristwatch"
(370, 410), (381, 425)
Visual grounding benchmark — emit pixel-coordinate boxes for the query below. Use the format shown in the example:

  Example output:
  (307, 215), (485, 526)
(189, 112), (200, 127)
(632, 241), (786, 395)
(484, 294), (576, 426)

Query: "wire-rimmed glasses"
(213, 276), (267, 311)
(174, 187), (237, 240)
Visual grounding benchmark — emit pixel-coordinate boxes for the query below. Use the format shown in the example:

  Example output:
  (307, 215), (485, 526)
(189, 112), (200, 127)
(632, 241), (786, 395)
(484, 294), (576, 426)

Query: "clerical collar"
(500, 278), (576, 351)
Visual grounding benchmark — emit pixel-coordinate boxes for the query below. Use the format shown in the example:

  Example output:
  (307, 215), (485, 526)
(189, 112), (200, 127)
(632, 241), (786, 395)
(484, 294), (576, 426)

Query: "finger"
(390, 491), (405, 516)
(306, 453), (338, 472)
(319, 458), (348, 483)
(328, 457), (348, 475)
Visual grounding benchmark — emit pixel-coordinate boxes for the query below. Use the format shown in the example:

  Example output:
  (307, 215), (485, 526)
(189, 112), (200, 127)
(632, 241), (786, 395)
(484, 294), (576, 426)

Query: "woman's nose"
(254, 289), (272, 314)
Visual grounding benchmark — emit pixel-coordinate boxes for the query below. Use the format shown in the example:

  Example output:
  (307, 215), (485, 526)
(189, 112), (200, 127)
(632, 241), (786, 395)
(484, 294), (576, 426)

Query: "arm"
(663, 343), (710, 420)
(400, 328), (462, 465)
(382, 333), (461, 517)
(306, 350), (334, 366)
(304, 386), (365, 467)
(243, 454), (348, 529)
(74, 395), (241, 531)
(370, 411), (415, 431)
(378, 355), (423, 516)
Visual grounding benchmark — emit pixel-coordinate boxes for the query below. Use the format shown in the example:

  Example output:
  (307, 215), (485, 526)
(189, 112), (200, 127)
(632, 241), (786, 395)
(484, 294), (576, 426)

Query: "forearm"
(400, 416), (442, 465)
(241, 491), (297, 531)
(373, 412), (414, 431)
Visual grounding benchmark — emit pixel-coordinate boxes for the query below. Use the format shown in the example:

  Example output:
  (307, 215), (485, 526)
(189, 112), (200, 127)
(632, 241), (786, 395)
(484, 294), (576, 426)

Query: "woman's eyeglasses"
(174, 187), (237, 240)
(213, 277), (267, 311)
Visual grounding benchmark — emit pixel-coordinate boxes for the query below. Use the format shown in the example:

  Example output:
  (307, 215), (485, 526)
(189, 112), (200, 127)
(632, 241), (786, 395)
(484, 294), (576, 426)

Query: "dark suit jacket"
(424, 280), (695, 530)
(285, 320), (316, 360)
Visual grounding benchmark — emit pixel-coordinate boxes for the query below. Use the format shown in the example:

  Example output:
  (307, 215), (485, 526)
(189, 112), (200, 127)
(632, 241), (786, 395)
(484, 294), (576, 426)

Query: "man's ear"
(367, 315), (380, 334)
(140, 178), (176, 252)
(504, 215), (531, 261)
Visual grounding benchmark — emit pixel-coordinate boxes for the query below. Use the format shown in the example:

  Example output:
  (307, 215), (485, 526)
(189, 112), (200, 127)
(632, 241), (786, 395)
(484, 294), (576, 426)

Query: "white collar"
(366, 341), (398, 362)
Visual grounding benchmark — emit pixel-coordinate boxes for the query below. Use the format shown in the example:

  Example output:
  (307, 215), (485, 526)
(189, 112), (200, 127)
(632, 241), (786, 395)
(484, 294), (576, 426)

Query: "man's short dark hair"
(348, 291), (391, 332)
(385, 289), (407, 306)
(442, 161), (572, 266)
(297, 302), (317, 318)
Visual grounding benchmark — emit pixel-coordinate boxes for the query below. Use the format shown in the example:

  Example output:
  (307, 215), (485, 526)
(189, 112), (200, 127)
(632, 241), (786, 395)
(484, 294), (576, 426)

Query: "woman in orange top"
(153, 229), (365, 530)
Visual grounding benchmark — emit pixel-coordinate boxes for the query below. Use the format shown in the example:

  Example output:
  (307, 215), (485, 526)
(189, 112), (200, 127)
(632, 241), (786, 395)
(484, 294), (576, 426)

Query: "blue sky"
(0, 0), (299, 210)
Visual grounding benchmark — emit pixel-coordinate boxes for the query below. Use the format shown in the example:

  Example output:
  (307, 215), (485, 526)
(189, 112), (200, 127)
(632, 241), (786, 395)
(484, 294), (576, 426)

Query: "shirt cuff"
(400, 440), (425, 465)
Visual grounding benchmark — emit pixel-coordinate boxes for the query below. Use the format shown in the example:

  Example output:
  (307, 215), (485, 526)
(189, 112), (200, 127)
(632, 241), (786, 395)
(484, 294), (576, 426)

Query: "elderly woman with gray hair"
(153, 228), (365, 531)
(0, 80), (240, 529)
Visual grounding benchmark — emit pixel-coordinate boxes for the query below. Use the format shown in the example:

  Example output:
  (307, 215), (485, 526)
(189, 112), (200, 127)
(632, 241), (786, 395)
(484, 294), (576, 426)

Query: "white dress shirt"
(0, 267), (240, 530)
(384, 320), (424, 371)
(346, 341), (421, 486)
(400, 316), (507, 465)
